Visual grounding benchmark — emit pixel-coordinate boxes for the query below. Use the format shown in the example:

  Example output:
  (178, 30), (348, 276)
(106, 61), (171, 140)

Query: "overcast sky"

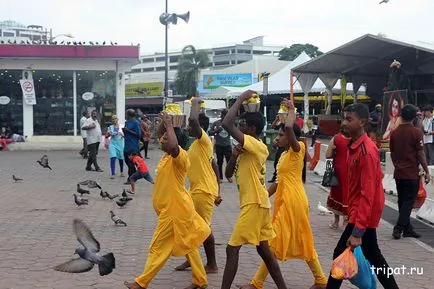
(1, 0), (432, 55)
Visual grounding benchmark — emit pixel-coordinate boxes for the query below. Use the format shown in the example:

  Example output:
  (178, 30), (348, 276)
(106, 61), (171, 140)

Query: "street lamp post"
(159, 1), (190, 108)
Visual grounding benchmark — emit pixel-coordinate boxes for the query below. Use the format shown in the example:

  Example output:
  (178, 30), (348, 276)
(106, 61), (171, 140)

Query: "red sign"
(22, 81), (33, 92)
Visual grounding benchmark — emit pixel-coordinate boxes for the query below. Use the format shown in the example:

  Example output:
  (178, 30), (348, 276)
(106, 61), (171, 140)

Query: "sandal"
(329, 223), (339, 230)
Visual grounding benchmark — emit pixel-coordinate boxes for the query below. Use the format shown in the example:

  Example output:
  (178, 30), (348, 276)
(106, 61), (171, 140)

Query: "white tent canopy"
(206, 52), (365, 99)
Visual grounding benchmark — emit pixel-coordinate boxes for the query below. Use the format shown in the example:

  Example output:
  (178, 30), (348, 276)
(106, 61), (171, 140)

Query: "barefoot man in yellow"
(221, 90), (288, 289)
(175, 97), (221, 273)
(124, 111), (210, 289)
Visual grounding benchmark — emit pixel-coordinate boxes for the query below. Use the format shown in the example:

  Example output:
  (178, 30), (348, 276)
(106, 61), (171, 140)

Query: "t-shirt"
(295, 117), (304, 129)
(132, 155), (149, 173)
(82, 118), (101, 145)
(211, 119), (231, 147)
(124, 119), (141, 153)
(234, 134), (271, 209)
(80, 116), (87, 138)
(422, 117), (433, 144)
(390, 123), (424, 180)
(188, 129), (218, 196)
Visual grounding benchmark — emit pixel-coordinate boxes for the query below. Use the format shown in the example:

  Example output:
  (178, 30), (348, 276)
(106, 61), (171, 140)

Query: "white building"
(0, 20), (50, 43)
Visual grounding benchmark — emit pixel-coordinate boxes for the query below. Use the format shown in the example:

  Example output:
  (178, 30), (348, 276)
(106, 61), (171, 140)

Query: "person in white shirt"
(422, 105), (434, 165)
(81, 110), (103, 172)
(79, 111), (89, 158)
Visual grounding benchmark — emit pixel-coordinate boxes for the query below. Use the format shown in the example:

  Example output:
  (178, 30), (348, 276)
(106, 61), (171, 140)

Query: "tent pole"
(290, 70), (294, 101)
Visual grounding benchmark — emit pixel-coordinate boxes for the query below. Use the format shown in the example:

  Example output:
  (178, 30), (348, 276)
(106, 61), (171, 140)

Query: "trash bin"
(264, 129), (279, 161)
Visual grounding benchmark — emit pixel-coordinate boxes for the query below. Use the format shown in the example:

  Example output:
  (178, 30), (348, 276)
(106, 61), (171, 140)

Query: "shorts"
(129, 171), (153, 184)
(191, 192), (216, 225)
(228, 204), (275, 247)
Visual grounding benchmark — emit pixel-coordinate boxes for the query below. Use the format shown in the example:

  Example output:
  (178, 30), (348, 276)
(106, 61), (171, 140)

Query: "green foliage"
(174, 45), (211, 97)
(278, 43), (323, 61)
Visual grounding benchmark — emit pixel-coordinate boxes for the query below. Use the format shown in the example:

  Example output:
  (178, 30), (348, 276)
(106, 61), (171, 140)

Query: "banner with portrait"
(380, 89), (408, 150)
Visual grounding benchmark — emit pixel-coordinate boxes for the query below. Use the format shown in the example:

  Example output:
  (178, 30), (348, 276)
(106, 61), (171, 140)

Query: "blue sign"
(203, 73), (252, 89)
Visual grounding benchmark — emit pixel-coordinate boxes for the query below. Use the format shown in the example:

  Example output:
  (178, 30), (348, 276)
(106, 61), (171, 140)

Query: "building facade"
(0, 20), (50, 43)
(0, 44), (139, 137)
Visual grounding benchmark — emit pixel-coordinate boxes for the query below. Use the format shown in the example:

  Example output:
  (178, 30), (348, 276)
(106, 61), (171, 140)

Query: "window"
(170, 56), (179, 63)
(237, 49), (251, 54)
(0, 70), (23, 135)
(237, 60), (246, 64)
(141, 58), (154, 63)
(156, 56), (166, 62)
(3, 32), (14, 37)
(214, 61), (230, 66)
(142, 67), (155, 72)
(170, 65), (178, 70)
(214, 50), (230, 56)
(131, 68), (141, 73)
(156, 66), (166, 71)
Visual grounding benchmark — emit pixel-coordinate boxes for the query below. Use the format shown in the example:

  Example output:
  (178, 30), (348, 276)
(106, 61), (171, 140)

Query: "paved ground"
(0, 148), (433, 289)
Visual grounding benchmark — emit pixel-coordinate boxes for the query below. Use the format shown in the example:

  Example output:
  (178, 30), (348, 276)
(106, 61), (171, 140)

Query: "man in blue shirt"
(123, 109), (141, 184)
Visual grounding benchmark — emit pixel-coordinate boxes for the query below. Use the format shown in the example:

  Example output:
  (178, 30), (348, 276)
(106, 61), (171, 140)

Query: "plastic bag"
(413, 178), (426, 209)
(104, 136), (110, 149)
(350, 246), (376, 289)
(331, 247), (358, 280)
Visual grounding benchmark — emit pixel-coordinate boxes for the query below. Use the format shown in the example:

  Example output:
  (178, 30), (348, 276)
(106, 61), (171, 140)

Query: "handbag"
(322, 159), (340, 187)
(413, 178), (427, 209)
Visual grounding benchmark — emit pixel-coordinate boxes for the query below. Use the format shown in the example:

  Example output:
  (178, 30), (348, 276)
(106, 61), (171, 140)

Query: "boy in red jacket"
(127, 152), (154, 194)
(326, 104), (399, 289)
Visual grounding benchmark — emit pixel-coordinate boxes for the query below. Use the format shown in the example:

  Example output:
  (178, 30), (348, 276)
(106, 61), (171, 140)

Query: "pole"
(290, 70), (294, 101)
(163, 0), (169, 109)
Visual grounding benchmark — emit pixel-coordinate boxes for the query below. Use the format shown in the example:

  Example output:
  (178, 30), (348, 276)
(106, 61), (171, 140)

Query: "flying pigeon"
(379, 0), (389, 4)
(110, 211), (127, 226)
(77, 184), (90, 196)
(37, 155), (52, 170)
(317, 201), (333, 215)
(74, 194), (88, 207)
(53, 219), (115, 276)
(12, 175), (23, 182)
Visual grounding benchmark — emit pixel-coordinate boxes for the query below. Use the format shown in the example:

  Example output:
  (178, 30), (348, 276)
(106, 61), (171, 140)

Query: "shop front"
(0, 45), (139, 138)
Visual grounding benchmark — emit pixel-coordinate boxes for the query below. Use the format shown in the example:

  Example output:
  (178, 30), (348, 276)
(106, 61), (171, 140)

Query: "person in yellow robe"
(124, 111), (210, 289)
(175, 97), (221, 273)
(237, 99), (327, 289)
(221, 90), (288, 289)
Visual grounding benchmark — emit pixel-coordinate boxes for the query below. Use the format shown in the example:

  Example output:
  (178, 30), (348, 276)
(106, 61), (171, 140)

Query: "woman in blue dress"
(105, 115), (125, 179)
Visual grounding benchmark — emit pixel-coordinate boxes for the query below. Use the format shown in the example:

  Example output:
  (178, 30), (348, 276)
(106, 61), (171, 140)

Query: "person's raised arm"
(222, 90), (256, 146)
(188, 97), (203, 139)
(282, 99), (300, 153)
(161, 111), (180, 158)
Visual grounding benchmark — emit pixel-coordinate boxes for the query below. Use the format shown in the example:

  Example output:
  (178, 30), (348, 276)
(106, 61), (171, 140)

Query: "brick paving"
(0, 148), (433, 289)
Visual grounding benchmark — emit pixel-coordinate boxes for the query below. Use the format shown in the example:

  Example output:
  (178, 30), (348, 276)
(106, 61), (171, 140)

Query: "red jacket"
(347, 133), (385, 237)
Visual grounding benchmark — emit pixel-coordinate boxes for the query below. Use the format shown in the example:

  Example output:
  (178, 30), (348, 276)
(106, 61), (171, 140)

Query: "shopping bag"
(349, 246), (376, 289)
(331, 247), (358, 280)
(413, 178), (427, 209)
(322, 160), (340, 187)
(104, 136), (110, 149)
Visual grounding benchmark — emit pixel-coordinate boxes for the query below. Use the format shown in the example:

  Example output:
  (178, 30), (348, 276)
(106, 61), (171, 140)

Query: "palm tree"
(174, 45), (210, 97)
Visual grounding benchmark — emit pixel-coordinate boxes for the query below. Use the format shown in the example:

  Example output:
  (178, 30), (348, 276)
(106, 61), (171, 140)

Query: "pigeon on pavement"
(317, 201), (333, 215)
(53, 219), (115, 276)
(110, 211), (127, 226)
(77, 184), (90, 196)
(79, 180), (102, 189)
(37, 155), (52, 170)
(73, 194), (88, 207)
(12, 175), (23, 182)
(107, 193), (119, 200)
(116, 199), (128, 208)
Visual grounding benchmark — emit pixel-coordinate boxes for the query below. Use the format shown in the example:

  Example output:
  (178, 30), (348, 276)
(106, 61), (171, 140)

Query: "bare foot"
(183, 284), (207, 289)
(124, 281), (145, 289)
(204, 265), (218, 274)
(236, 284), (257, 289)
(329, 222), (338, 230)
(175, 261), (191, 271)
(227, 177), (233, 183)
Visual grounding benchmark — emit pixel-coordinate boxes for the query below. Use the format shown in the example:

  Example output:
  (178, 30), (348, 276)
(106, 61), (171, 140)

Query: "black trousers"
(124, 151), (137, 178)
(326, 224), (399, 289)
(271, 147), (285, 181)
(80, 138), (88, 157)
(394, 179), (419, 233)
(86, 142), (100, 170)
(140, 141), (149, 158)
(215, 144), (232, 180)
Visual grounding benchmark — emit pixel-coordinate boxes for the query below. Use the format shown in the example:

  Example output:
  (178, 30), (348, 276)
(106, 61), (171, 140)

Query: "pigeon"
(37, 155), (52, 170)
(74, 194), (89, 207)
(107, 193), (119, 200)
(121, 189), (128, 198)
(53, 219), (115, 276)
(119, 196), (133, 202)
(12, 175), (23, 182)
(77, 184), (90, 196)
(79, 180), (102, 189)
(116, 199), (128, 208)
(100, 190), (108, 199)
(110, 211), (127, 226)
(317, 201), (333, 215)
(379, 0), (389, 4)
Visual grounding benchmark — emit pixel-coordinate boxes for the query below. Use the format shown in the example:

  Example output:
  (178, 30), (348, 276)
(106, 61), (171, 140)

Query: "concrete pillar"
(116, 61), (126, 126)
(73, 71), (77, 136)
(22, 70), (34, 138)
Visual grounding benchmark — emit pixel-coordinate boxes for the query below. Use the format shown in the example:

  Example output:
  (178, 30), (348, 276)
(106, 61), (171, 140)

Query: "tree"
(174, 45), (211, 97)
(278, 43), (323, 61)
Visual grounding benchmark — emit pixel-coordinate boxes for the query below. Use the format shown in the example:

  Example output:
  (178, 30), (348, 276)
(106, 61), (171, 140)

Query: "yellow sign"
(125, 82), (163, 97)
